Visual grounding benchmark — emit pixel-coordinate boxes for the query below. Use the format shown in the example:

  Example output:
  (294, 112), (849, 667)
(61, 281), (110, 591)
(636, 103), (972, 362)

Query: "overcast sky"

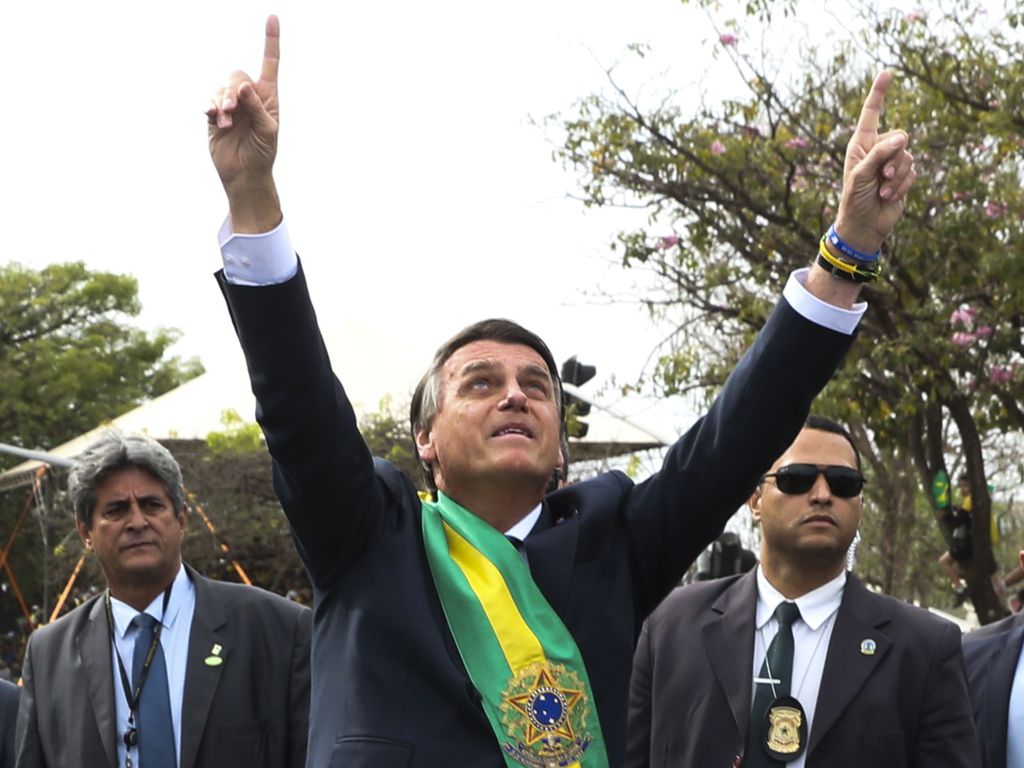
(4, 0), (944, 435)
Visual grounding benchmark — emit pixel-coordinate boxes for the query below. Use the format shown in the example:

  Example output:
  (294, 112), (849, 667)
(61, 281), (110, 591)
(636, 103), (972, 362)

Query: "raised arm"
(208, 18), (393, 589)
(624, 73), (916, 615)
(206, 15), (283, 234)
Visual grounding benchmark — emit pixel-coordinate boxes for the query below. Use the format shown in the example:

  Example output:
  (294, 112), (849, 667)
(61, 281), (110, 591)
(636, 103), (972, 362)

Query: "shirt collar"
(504, 504), (542, 540)
(755, 566), (846, 631)
(110, 564), (193, 638)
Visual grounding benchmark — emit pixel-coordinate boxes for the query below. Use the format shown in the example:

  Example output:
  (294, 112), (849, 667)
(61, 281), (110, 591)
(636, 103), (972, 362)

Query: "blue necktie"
(132, 614), (177, 768)
(745, 601), (801, 767)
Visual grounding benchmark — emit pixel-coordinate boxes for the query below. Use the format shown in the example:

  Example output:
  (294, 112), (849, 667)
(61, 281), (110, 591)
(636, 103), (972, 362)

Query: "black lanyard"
(105, 583), (173, 756)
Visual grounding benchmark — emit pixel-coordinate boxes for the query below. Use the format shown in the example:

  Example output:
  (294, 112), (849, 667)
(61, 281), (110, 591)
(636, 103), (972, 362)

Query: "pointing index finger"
(260, 15), (280, 85)
(854, 70), (892, 137)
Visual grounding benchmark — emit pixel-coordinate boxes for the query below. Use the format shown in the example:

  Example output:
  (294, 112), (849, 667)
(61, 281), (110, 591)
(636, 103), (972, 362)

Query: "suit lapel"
(179, 569), (228, 768)
(980, 621), (1024, 768)
(703, 571), (758, 739)
(808, 575), (891, 754)
(524, 501), (578, 616)
(76, 597), (119, 768)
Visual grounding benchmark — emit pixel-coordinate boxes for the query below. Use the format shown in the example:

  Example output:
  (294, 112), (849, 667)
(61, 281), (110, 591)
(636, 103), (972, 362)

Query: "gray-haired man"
(15, 432), (311, 768)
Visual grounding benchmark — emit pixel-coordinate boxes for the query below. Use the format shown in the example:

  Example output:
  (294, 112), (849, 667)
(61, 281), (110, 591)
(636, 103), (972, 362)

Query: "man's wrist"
(817, 237), (880, 284)
(225, 176), (283, 234)
(832, 217), (884, 256)
(804, 262), (864, 310)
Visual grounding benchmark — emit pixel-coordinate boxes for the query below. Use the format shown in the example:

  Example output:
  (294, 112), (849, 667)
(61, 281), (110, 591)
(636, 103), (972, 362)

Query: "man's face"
(749, 428), (863, 568)
(76, 466), (186, 597)
(415, 340), (563, 501)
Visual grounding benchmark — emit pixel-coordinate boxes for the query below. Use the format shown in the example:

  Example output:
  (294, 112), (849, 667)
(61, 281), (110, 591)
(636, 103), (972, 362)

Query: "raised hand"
(206, 15), (282, 232)
(834, 71), (916, 254)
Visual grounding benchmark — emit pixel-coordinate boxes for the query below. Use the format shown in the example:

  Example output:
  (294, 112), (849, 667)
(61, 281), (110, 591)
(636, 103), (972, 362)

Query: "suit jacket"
(627, 570), (981, 768)
(217, 265), (854, 767)
(963, 610), (1024, 768)
(15, 566), (311, 768)
(0, 679), (19, 768)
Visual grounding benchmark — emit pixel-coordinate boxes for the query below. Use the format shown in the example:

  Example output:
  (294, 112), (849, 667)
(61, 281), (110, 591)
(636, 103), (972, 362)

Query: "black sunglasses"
(761, 463), (865, 498)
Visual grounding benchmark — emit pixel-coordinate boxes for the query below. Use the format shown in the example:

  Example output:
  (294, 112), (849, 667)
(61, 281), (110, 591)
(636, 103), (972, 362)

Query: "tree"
(0, 261), (203, 468)
(0, 261), (203, 641)
(359, 396), (424, 486)
(555, 0), (1024, 622)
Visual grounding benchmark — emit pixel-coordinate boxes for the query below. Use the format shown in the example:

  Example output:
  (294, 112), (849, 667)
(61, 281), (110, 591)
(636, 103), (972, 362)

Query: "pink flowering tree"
(555, 0), (1024, 622)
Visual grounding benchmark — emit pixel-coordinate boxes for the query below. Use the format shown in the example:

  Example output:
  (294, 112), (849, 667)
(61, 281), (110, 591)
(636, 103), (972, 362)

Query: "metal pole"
(0, 443), (74, 467)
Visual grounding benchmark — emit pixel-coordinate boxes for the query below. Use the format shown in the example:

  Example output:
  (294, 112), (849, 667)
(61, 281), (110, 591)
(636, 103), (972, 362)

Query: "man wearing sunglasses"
(627, 417), (980, 768)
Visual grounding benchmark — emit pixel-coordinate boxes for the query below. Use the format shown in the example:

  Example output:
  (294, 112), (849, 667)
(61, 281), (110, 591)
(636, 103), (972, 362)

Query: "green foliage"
(0, 262), (203, 466)
(556, 0), (1024, 618)
(206, 409), (264, 454)
(173, 439), (307, 598)
(624, 453), (643, 479)
(359, 397), (423, 488)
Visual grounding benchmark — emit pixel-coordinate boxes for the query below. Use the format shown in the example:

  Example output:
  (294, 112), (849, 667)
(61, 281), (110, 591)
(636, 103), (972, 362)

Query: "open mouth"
(492, 424), (534, 439)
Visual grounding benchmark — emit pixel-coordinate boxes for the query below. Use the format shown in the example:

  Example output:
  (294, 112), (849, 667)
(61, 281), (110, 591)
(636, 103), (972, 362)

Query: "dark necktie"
(745, 601), (801, 767)
(132, 614), (177, 768)
(506, 535), (530, 571)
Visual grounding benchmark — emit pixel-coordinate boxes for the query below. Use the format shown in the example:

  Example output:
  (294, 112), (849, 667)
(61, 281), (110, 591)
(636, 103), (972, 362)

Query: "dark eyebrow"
(460, 360), (499, 374)
(521, 363), (552, 381)
(102, 494), (166, 509)
(458, 359), (501, 377)
(457, 359), (553, 382)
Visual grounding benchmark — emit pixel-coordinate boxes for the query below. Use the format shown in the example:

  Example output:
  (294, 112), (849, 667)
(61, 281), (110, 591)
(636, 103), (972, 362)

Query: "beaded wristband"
(826, 224), (882, 263)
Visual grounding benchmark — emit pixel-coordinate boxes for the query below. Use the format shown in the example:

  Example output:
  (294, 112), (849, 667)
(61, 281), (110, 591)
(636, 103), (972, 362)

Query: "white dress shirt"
(217, 218), (868, 335)
(109, 564), (196, 768)
(752, 567), (846, 768)
(504, 504), (541, 539)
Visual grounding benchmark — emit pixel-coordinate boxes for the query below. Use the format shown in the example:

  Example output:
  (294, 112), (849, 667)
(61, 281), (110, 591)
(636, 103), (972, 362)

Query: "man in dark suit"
(15, 432), (311, 768)
(963, 548), (1024, 768)
(205, 16), (916, 768)
(0, 679), (19, 768)
(627, 418), (980, 767)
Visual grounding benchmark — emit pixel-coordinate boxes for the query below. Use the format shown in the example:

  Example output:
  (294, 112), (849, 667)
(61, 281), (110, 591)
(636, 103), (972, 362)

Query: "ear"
(177, 506), (188, 535)
(76, 520), (93, 549)
(748, 487), (764, 524)
(1018, 549), (1023, 571)
(415, 427), (437, 465)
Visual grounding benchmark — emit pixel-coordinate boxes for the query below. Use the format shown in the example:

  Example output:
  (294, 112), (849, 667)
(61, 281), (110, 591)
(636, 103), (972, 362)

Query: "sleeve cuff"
(783, 268), (867, 336)
(217, 216), (299, 285)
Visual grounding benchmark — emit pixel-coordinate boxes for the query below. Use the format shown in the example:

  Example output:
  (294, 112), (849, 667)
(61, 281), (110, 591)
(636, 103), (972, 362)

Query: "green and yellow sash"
(422, 493), (609, 768)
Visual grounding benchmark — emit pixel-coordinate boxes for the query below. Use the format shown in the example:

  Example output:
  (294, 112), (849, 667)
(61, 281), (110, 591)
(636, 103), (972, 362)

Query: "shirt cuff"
(783, 268), (866, 336)
(217, 216), (299, 285)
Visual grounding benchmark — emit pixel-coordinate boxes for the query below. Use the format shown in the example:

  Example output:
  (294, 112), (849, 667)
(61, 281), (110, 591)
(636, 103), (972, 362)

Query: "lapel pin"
(860, 639), (876, 656)
(204, 643), (224, 666)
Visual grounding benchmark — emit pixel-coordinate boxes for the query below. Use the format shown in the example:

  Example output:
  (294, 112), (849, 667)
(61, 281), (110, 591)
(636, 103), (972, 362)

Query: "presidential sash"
(421, 493), (609, 768)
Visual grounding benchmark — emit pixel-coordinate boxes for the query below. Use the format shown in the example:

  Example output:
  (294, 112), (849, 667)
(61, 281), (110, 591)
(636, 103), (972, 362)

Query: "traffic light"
(561, 356), (596, 438)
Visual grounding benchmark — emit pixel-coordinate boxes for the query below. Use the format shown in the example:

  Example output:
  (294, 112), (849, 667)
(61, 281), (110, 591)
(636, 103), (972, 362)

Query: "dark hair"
(409, 318), (564, 494)
(804, 415), (862, 472)
(68, 431), (186, 527)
